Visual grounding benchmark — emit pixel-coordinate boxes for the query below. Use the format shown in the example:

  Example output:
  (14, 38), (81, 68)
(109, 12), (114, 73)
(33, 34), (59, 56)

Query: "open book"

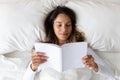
(34, 42), (87, 72)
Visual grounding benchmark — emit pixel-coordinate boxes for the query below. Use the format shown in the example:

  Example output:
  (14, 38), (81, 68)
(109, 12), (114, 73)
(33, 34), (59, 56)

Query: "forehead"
(54, 13), (71, 22)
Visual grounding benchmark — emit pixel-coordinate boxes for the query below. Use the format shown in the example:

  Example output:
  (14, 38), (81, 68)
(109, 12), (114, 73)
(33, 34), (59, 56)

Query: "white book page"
(34, 43), (62, 72)
(62, 42), (87, 71)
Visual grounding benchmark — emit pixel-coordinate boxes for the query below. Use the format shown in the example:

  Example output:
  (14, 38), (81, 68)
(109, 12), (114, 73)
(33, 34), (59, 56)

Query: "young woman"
(23, 6), (114, 80)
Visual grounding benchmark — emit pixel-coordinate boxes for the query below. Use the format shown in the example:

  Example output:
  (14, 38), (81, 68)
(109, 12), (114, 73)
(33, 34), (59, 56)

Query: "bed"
(0, 0), (120, 80)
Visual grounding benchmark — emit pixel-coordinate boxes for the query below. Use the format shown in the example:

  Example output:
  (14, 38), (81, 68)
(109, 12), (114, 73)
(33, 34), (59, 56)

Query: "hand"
(31, 52), (48, 71)
(82, 55), (98, 72)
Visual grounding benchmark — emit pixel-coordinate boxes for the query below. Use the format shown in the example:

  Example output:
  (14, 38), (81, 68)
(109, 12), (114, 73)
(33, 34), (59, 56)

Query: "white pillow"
(68, 0), (120, 3)
(92, 0), (120, 3)
(0, 0), (66, 54)
(65, 1), (120, 51)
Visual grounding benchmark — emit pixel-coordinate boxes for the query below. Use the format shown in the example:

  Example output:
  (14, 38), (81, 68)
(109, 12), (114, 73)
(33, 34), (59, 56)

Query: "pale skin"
(31, 13), (98, 72)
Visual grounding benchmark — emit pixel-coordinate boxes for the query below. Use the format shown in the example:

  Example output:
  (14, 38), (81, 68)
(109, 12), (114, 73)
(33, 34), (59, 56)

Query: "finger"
(82, 55), (91, 60)
(82, 59), (87, 64)
(32, 56), (48, 62)
(87, 55), (94, 60)
(83, 59), (94, 66)
(83, 55), (93, 59)
(82, 55), (88, 59)
(32, 59), (47, 65)
(83, 55), (94, 62)
(32, 55), (41, 60)
(87, 55), (92, 58)
(32, 52), (45, 56)
(37, 52), (46, 56)
(40, 56), (49, 59)
(82, 56), (90, 63)
(32, 55), (48, 60)
(32, 59), (47, 63)
(85, 63), (93, 68)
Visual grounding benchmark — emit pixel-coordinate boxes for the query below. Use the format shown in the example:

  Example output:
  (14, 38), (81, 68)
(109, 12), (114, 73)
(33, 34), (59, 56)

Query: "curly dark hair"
(44, 6), (85, 44)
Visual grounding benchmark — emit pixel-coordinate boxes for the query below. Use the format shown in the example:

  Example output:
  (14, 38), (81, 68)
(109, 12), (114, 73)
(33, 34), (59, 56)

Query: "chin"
(59, 38), (68, 41)
(58, 36), (69, 41)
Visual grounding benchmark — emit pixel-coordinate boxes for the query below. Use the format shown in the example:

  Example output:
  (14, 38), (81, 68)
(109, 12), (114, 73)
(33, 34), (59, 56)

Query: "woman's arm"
(23, 63), (37, 80)
(23, 51), (48, 80)
(87, 48), (115, 78)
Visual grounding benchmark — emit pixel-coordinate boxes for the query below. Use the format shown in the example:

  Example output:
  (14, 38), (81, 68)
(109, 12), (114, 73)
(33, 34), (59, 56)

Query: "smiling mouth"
(59, 33), (70, 38)
(60, 33), (68, 36)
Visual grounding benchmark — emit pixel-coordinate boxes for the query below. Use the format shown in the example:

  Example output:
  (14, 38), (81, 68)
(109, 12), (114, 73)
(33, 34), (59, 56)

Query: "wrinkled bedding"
(0, 0), (120, 80)
(0, 51), (120, 80)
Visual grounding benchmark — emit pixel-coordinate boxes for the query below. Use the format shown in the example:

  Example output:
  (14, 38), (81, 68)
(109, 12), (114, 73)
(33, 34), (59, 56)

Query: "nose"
(62, 25), (67, 32)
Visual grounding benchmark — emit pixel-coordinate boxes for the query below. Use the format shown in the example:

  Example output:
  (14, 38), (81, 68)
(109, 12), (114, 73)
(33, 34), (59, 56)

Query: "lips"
(58, 33), (69, 38)
(59, 33), (68, 36)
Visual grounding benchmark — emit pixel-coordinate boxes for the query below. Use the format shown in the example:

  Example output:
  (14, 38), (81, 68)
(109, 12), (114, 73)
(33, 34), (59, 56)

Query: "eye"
(57, 24), (62, 27)
(66, 23), (72, 27)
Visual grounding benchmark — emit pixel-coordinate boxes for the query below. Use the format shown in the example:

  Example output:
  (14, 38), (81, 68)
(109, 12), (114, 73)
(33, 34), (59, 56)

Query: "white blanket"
(0, 51), (119, 80)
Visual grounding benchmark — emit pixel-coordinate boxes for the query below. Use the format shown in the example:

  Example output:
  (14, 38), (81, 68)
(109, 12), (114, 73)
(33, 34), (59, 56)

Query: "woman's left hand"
(82, 55), (98, 72)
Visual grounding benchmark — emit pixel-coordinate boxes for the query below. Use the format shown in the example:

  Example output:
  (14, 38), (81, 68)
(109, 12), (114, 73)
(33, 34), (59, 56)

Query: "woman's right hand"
(31, 52), (48, 71)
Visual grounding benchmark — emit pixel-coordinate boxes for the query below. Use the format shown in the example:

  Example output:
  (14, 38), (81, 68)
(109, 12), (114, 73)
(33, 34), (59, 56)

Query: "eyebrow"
(54, 21), (71, 23)
(54, 21), (61, 23)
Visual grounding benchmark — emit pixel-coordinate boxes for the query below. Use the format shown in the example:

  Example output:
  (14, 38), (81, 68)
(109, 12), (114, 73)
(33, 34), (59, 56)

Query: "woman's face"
(53, 13), (72, 43)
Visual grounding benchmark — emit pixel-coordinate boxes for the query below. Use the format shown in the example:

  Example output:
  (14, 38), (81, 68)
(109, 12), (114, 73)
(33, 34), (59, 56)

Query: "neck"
(58, 40), (67, 46)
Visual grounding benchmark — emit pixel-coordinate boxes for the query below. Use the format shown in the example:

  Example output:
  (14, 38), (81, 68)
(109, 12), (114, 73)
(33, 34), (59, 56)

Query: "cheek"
(53, 27), (59, 35)
(69, 27), (72, 33)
